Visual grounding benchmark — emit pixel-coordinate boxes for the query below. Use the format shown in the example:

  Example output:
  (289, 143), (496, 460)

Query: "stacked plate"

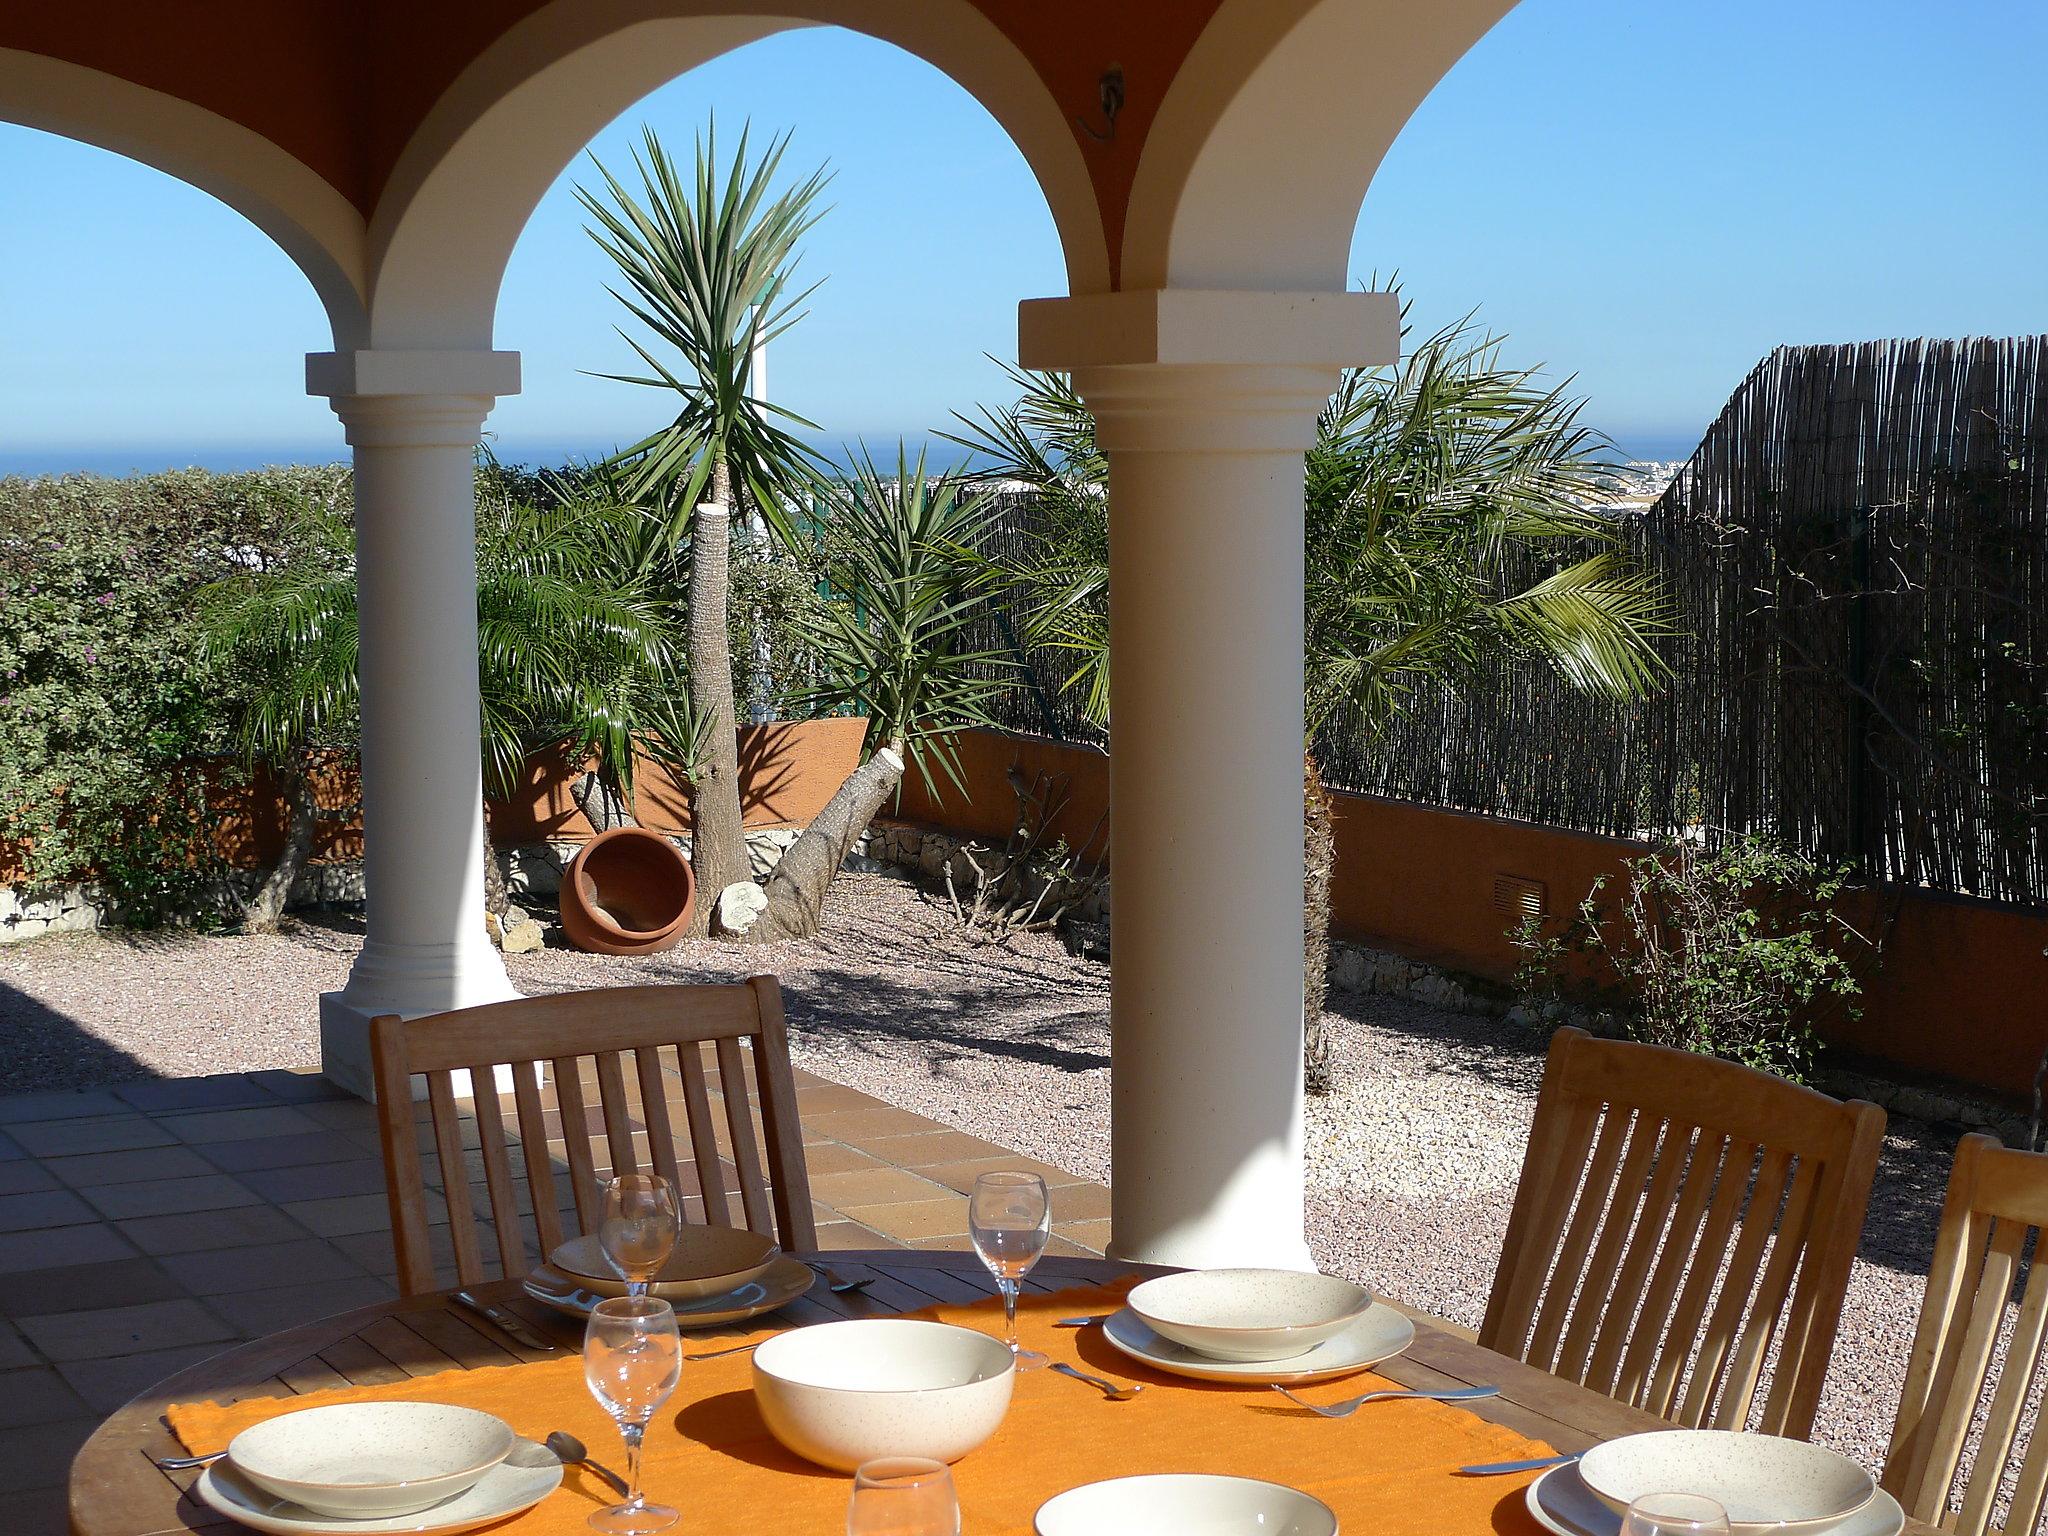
(192, 1401), (562, 1535)
(520, 1224), (815, 1324)
(1097, 1268), (1415, 1384)
(1528, 1431), (1905, 1536)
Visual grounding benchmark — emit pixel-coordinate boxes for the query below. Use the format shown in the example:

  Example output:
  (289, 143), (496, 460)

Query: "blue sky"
(2, 0), (2045, 474)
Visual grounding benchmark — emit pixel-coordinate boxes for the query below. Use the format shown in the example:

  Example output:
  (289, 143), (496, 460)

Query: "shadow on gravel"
(783, 963), (1110, 1076)
(0, 977), (160, 1093)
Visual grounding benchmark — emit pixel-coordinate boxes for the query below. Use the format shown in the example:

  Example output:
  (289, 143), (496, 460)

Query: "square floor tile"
(0, 1090), (128, 1126)
(236, 1159), (389, 1204)
(800, 1142), (887, 1178)
(43, 1145), (216, 1188)
(0, 1367), (91, 1429)
(244, 1069), (355, 1103)
(0, 1189), (98, 1234)
(0, 1255), (180, 1316)
(79, 1174), (262, 1221)
(160, 1237), (368, 1297)
(0, 1416), (98, 1491)
(112, 1076), (278, 1113)
(7, 1116), (174, 1159)
(0, 1161), (59, 1197)
(210, 1276), (396, 1337)
(0, 1223), (137, 1275)
(281, 1192), (402, 1238)
(858, 1130), (1012, 1169)
(17, 1298), (234, 1362)
(160, 1104), (325, 1145)
(57, 1345), (229, 1415)
(118, 1202), (315, 1257)
(197, 1129), (368, 1174)
(810, 1166), (958, 1211)
(835, 1197), (968, 1243)
(0, 1322), (35, 1371)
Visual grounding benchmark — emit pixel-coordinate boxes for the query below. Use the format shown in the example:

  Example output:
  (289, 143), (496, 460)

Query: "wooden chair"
(1480, 1026), (1885, 1438)
(1884, 1134), (2048, 1531)
(369, 977), (815, 1296)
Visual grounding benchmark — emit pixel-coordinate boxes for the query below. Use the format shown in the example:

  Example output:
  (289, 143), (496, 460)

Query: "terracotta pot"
(558, 827), (696, 955)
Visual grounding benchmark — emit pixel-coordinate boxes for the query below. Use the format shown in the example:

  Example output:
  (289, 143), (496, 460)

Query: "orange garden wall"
(0, 718), (869, 885)
(895, 730), (2048, 1105)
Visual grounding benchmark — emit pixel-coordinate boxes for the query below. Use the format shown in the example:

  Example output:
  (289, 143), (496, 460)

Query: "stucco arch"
(368, 0), (1110, 349)
(0, 48), (368, 348)
(1122, 0), (1518, 293)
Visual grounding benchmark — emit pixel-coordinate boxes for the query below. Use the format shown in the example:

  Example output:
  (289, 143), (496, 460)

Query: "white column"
(1019, 291), (1397, 1269)
(306, 349), (524, 1098)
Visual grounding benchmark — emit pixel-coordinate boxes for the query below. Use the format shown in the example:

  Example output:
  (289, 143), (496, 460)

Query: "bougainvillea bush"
(0, 466), (351, 922)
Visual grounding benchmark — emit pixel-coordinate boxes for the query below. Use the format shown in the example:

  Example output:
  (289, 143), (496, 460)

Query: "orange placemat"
(171, 1280), (1553, 1535)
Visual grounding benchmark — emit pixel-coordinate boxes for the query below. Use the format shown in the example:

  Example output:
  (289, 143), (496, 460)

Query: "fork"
(1271, 1382), (1499, 1418)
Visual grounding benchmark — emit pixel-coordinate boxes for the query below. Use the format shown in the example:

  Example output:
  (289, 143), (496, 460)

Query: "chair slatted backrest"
(1481, 1027), (1885, 1438)
(1885, 1134), (2048, 1532)
(369, 977), (815, 1296)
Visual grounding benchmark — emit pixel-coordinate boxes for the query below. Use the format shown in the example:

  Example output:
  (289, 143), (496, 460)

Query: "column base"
(320, 987), (521, 1103)
(1106, 1221), (1317, 1273)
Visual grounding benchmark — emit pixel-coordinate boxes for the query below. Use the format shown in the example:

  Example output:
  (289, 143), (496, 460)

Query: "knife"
(1457, 1452), (1580, 1477)
(1055, 1314), (1113, 1328)
(454, 1289), (557, 1352)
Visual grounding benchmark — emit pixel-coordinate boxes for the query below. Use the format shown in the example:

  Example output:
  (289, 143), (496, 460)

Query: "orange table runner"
(171, 1281), (1554, 1535)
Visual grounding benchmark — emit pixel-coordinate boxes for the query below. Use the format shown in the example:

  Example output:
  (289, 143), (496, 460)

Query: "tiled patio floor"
(0, 1066), (1108, 1532)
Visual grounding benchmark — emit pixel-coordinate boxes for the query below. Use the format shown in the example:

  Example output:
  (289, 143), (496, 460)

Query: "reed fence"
(974, 337), (2048, 906)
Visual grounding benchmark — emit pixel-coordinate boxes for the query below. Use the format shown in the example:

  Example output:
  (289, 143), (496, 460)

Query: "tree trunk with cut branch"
(745, 744), (905, 942)
(243, 751), (318, 933)
(1304, 751), (1337, 1095)
(686, 462), (747, 935)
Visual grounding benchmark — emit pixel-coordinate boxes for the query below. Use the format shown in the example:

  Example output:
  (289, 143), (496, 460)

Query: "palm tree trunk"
(243, 751), (317, 933)
(1304, 751), (1337, 1095)
(685, 456), (748, 935)
(746, 744), (904, 943)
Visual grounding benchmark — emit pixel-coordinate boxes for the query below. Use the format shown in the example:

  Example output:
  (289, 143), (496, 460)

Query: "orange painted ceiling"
(2, 1), (1229, 269)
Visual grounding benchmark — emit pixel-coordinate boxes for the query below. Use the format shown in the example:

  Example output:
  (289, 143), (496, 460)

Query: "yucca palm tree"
(747, 445), (1014, 941)
(579, 123), (829, 929)
(199, 480), (687, 931)
(949, 302), (1674, 1090)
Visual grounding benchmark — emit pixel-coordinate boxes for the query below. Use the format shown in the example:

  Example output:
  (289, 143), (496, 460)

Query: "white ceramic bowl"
(1579, 1431), (1878, 1536)
(1125, 1269), (1374, 1362)
(226, 1402), (515, 1519)
(1035, 1475), (1339, 1536)
(750, 1318), (1015, 1471)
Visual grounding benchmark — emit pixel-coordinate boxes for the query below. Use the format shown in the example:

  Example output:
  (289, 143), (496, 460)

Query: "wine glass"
(601, 1173), (680, 1297)
(846, 1457), (960, 1536)
(583, 1296), (682, 1534)
(1624, 1493), (1733, 1536)
(969, 1170), (1050, 1371)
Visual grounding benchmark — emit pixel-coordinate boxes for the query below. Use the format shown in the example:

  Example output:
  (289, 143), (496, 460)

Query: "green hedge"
(0, 466), (351, 918)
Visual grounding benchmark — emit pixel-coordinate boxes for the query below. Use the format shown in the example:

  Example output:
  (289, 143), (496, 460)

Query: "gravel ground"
(0, 870), (1955, 1472)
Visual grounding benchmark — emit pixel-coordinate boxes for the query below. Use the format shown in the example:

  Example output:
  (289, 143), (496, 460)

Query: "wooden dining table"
(67, 1248), (1933, 1536)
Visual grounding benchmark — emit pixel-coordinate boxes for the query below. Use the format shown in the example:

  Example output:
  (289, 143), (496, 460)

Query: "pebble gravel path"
(0, 871), (1958, 1472)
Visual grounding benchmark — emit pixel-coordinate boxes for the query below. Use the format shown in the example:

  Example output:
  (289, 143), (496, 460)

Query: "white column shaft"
(1019, 291), (1398, 1269)
(307, 350), (522, 1097)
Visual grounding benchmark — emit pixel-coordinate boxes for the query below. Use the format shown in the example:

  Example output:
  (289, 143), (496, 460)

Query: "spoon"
(1049, 1361), (1143, 1401)
(804, 1261), (876, 1295)
(152, 1449), (224, 1471)
(545, 1431), (631, 1498)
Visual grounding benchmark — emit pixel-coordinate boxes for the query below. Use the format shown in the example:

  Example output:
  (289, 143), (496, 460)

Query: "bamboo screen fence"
(974, 337), (2048, 906)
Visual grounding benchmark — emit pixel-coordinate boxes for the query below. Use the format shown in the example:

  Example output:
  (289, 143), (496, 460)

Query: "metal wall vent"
(1491, 873), (1548, 925)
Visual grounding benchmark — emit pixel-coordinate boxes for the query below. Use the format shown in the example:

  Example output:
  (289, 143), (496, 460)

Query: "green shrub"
(1511, 833), (1873, 1082)
(0, 466), (350, 921)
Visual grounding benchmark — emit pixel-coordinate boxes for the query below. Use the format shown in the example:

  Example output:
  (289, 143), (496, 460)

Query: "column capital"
(1017, 290), (1396, 454)
(307, 349), (520, 448)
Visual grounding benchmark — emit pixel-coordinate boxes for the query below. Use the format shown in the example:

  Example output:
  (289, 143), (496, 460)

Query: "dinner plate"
(1525, 1462), (1905, 1536)
(522, 1252), (815, 1324)
(195, 1437), (562, 1534)
(1098, 1302), (1414, 1384)
(549, 1227), (778, 1300)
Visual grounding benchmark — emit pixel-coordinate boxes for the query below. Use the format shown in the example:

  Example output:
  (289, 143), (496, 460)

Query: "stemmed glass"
(583, 1296), (682, 1534)
(968, 1171), (1050, 1371)
(846, 1457), (961, 1536)
(601, 1174), (680, 1297)
(1624, 1493), (1733, 1536)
